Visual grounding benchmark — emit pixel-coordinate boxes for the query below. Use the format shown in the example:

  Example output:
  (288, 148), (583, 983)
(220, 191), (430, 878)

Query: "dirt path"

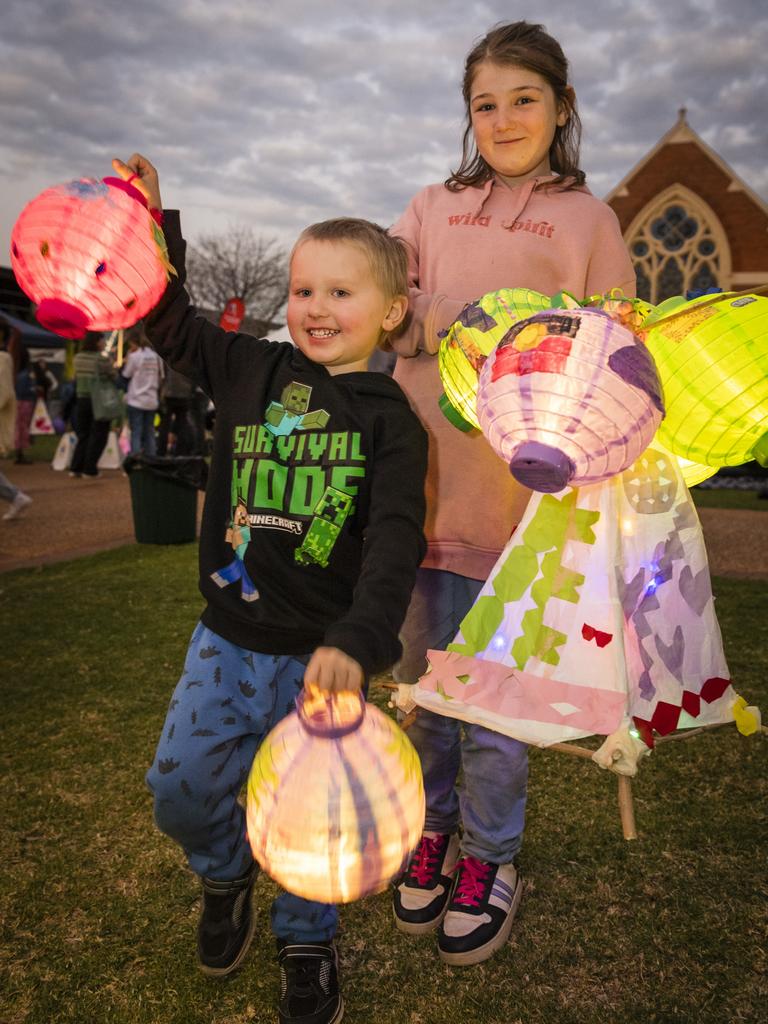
(1, 461), (766, 579)
(0, 460), (202, 573)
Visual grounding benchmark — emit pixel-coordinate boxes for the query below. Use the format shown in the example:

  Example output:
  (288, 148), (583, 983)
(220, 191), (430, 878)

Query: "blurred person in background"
(31, 358), (58, 403)
(121, 329), (163, 456)
(0, 335), (31, 519)
(70, 332), (114, 478)
(13, 347), (35, 464)
(0, 323), (17, 455)
(157, 365), (195, 456)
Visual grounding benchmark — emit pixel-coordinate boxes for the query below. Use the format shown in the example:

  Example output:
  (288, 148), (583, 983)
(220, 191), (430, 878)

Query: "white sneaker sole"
(392, 899), (450, 936)
(438, 872), (523, 966)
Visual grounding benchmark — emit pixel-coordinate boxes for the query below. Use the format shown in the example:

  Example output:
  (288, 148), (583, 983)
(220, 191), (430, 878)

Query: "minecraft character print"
(295, 486), (354, 568)
(264, 382), (330, 437)
(210, 499), (260, 602)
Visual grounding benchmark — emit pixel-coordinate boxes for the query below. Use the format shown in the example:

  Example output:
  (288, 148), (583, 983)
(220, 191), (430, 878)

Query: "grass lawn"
(12, 433), (61, 463)
(1, 545), (766, 1024)
(691, 487), (767, 512)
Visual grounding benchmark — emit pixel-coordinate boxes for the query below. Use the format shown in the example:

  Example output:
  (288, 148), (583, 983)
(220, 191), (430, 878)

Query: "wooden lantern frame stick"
(539, 721), (759, 841)
(548, 741), (637, 840)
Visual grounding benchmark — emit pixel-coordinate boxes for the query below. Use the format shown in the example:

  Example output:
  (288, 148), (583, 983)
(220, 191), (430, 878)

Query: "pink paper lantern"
(247, 690), (425, 903)
(477, 308), (664, 491)
(10, 177), (170, 339)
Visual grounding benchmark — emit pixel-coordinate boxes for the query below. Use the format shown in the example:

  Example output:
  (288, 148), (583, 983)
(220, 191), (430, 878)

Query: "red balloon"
(10, 177), (170, 339)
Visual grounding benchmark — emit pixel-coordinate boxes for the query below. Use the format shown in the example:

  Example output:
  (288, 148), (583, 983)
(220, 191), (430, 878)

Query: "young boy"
(113, 155), (428, 1024)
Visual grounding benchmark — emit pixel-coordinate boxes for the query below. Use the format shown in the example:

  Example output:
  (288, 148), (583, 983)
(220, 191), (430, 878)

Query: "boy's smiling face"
(287, 239), (406, 375)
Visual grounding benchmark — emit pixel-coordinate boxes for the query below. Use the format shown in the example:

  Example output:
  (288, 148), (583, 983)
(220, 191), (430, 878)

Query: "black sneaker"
(392, 832), (460, 934)
(197, 862), (258, 976)
(437, 856), (522, 966)
(277, 941), (343, 1024)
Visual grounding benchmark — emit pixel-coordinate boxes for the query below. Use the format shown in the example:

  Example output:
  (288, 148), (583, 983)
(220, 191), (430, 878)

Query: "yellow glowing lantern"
(676, 456), (717, 488)
(246, 689), (425, 904)
(642, 293), (768, 468)
(439, 288), (552, 429)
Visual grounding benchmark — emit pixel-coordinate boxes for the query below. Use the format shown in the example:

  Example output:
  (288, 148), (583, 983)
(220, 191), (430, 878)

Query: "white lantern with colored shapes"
(246, 690), (425, 904)
(476, 307), (665, 491)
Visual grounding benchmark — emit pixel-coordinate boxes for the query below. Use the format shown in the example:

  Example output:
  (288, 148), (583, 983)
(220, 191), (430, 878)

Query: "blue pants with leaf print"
(146, 622), (337, 943)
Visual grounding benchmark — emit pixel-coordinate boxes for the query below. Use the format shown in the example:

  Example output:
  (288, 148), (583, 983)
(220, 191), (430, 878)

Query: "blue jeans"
(393, 568), (528, 864)
(146, 623), (337, 943)
(127, 405), (157, 456)
(0, 470), (19, 504)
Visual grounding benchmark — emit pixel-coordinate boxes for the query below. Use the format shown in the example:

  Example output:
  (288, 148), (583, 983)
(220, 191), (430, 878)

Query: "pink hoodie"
(390, 174), (636, 580)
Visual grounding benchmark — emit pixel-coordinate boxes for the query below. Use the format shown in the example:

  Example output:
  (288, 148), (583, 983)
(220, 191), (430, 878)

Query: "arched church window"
(627, 193), (727, 303)
(659, 256), (684, 297)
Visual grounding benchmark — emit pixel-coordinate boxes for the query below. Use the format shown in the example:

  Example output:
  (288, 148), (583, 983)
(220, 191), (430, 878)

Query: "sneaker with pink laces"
(437, 856), (522, 965)
(392, 832), (460, 934)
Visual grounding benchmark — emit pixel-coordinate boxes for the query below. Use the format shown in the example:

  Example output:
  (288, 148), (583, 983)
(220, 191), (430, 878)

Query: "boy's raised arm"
(111, 153), (257, 399)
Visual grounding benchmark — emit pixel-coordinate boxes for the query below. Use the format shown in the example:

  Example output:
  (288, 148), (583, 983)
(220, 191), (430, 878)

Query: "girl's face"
(470, 61), (568, 188)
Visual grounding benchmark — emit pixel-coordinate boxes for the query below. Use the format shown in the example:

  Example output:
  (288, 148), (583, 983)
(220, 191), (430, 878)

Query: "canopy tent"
(2, 309), (126, 379)
(0, 309), (68, 368)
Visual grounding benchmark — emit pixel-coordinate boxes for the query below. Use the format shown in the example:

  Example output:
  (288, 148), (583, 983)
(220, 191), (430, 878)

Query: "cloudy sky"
(2, 0), (766, 268)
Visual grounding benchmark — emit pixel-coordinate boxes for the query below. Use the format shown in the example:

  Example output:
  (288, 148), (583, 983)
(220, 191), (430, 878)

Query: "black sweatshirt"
(143, 212), (428, 676)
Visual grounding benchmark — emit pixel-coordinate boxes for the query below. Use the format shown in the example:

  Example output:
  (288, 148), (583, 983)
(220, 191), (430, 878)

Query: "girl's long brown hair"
(446, 21), (585, 192)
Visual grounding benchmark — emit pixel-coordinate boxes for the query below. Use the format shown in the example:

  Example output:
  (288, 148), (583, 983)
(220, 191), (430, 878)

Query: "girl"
(390, 21), (635, 966)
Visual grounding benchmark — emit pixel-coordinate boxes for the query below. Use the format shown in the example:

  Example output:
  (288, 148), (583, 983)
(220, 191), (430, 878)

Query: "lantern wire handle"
(297, 687), (366, 739)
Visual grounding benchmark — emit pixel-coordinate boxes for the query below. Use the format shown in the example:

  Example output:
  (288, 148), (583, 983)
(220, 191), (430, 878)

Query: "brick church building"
(605, 109), (768, 303)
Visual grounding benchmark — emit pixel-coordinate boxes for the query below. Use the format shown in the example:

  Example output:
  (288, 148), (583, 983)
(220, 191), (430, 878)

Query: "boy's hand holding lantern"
(246, 686), (425, 904)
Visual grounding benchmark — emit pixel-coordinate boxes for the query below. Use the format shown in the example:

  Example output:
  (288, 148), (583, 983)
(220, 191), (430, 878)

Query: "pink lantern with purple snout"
(476, 307), (665, 492)
(10, 177), (172, 339)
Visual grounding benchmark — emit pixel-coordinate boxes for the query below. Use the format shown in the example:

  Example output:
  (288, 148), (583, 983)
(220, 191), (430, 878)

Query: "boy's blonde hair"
(292, 217), (409, 313)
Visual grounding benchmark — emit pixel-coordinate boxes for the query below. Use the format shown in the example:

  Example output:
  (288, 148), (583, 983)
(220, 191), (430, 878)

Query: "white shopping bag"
(52, 429), (124, 470)
(29, 397), (55, 435)
(51, 431), (76, 470)
(97, 430), (123, 469)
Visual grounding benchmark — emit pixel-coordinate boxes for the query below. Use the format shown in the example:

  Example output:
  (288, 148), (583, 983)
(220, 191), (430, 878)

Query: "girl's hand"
(304, 647), (363, 694)
(111, 153), (162, 211)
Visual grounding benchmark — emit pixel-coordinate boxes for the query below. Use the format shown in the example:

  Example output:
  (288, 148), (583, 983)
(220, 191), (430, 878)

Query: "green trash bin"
(124, 455), (207, 545)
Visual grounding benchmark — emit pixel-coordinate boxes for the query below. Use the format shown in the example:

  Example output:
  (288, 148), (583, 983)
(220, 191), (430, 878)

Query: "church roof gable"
(605, 109), (768, 221)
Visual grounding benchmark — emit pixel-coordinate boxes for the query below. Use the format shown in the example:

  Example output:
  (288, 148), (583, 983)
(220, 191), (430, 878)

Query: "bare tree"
(186, 226), (289, 332)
